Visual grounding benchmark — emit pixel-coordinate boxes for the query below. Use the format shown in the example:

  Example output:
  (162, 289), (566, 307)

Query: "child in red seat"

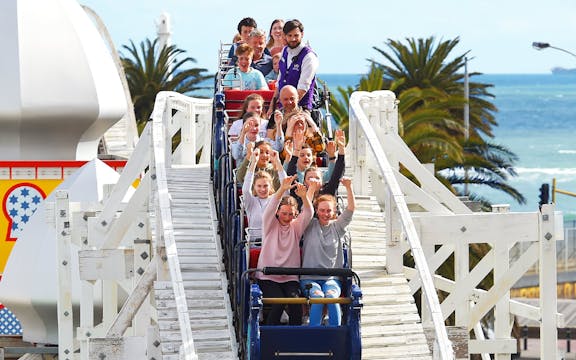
(223, 43), (268, 91)
(228, 93), (266, 141)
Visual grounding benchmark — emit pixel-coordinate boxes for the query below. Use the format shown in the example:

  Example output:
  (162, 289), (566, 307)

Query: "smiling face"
(256, 143), (272, 168)
(316, 199), (336, 226)
(246, 99), (263, 117)
(276, 204), (297, 226)
(271, 20), (284, 42)
(280, 86), (298, 112)
(249, 35), (266, 60)
(253, 176), (272, 199)
(237, 54), (252, 72)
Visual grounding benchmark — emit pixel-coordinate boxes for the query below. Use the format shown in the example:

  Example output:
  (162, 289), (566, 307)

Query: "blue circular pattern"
(0, 307), (22, 335)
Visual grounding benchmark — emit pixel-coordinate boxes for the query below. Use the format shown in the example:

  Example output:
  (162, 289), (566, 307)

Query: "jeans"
(300, 279), (342, 326)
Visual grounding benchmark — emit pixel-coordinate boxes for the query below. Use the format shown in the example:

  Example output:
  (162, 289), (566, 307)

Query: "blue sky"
(81, 0), (576, 75)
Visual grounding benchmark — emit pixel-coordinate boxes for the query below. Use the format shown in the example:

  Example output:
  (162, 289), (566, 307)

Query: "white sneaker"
(280, 310), (289, 324)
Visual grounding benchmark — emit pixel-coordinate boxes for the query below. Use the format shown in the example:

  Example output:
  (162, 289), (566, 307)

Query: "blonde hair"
(253, 171), (273, 196)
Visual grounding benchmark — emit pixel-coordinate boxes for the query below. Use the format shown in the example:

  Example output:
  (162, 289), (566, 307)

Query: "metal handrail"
(348, 91), (454, 359)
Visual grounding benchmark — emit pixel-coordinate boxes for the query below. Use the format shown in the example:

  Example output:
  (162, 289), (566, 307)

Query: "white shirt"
(279, 43), (319, 93)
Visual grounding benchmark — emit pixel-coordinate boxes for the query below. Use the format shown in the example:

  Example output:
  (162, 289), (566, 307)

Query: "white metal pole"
(464, 57), (470, 196)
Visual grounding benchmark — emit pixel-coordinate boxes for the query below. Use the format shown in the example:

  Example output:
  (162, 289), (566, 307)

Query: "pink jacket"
(256, 194), (313, 283)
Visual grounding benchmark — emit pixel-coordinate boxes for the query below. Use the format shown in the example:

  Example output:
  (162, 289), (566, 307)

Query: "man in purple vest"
(271, 19), (319, 112)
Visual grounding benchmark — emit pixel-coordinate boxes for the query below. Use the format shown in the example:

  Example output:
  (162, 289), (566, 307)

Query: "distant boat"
(551, 67), (576, 75)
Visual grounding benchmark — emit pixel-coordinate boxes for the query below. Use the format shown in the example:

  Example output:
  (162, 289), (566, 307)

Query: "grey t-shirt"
(300, 209), (353, 280)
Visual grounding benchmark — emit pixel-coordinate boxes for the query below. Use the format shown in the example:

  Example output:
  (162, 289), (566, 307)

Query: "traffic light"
(538, 183), (549, 208)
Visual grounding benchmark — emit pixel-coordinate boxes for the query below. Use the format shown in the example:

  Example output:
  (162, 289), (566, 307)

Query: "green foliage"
(330, 36), (525, 205)
(120, 38), (212, 133)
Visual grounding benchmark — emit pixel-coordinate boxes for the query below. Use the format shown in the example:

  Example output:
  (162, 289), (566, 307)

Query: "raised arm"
(274, 175), (297, 201)
(296, 180), (320, 211)
(340, 177), (355, 212)
(292, 180), (320, 233)
(242, 148), (260, 196)
(270, 150), (287, 182)
(322, 129), (346, 196)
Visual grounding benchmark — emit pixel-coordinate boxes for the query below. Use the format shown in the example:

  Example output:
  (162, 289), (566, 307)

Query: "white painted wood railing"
(348, 90), (454, 359)
(54, 92), (213, 359)
(347, 90), (563, 359)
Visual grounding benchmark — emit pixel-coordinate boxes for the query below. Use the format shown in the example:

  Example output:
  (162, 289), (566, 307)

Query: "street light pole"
(463, 57), (470, 196)
(532, 42), (576, 59)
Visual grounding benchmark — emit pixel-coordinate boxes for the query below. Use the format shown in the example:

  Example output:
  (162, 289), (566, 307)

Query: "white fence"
(48, 87), (566, 359)
(52, 92), (212, 359)
(347, 90), (563, 360)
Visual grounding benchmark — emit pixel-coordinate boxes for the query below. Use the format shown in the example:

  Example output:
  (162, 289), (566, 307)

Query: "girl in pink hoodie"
(255, 175), (319, 325)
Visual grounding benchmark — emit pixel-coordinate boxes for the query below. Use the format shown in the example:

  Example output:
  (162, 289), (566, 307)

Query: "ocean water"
(318, 73), (576, 217)
(199, 73), (576, 216)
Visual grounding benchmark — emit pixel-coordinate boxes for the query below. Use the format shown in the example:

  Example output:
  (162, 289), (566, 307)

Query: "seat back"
(223, 89), (275, 121)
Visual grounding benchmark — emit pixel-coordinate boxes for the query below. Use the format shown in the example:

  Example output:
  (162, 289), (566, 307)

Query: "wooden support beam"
(106, 257), (157, 337)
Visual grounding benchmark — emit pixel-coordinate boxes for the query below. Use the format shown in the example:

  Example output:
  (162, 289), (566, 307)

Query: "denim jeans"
(300, 279), (342, 326)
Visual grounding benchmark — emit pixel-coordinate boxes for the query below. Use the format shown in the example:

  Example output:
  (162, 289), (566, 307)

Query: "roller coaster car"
(244, 267), (362, 360)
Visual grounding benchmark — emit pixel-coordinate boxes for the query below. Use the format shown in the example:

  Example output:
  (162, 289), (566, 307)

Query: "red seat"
(249, 247), (262, 269)
(224, 90), (275, 121)
(248, 247), (303, 270)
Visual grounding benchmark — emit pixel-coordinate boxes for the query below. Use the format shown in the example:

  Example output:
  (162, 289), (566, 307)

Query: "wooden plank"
(87, 337), (146, 359)
(156, 166), (237, 359)
(350, 196), (432, 359)
(79, 249), (134, 281)
(413, 212), (540, 245)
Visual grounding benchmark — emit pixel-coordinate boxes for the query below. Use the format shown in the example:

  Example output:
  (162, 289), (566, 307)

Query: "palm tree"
(120, 38), (211, 132)
(332, 37), (525, 204)
(371, 37), (497, 139)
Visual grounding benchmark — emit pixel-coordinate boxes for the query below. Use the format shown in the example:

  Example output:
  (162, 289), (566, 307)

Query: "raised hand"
(284, 139), (293, 159)
(335, 129), (346, 153)
(274, 110), (283, 126)
(340, 176), (352, 188)
(250, 147), (260, 162)
(326, 140), (336, 158)
(294, 182), (308, 199)
(306, 179), (321, 198)
(270, 149), (282, 169)
(293, 131), (305, 151)
(245, 141), (255, 160)
(279, 175), (297, 193)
